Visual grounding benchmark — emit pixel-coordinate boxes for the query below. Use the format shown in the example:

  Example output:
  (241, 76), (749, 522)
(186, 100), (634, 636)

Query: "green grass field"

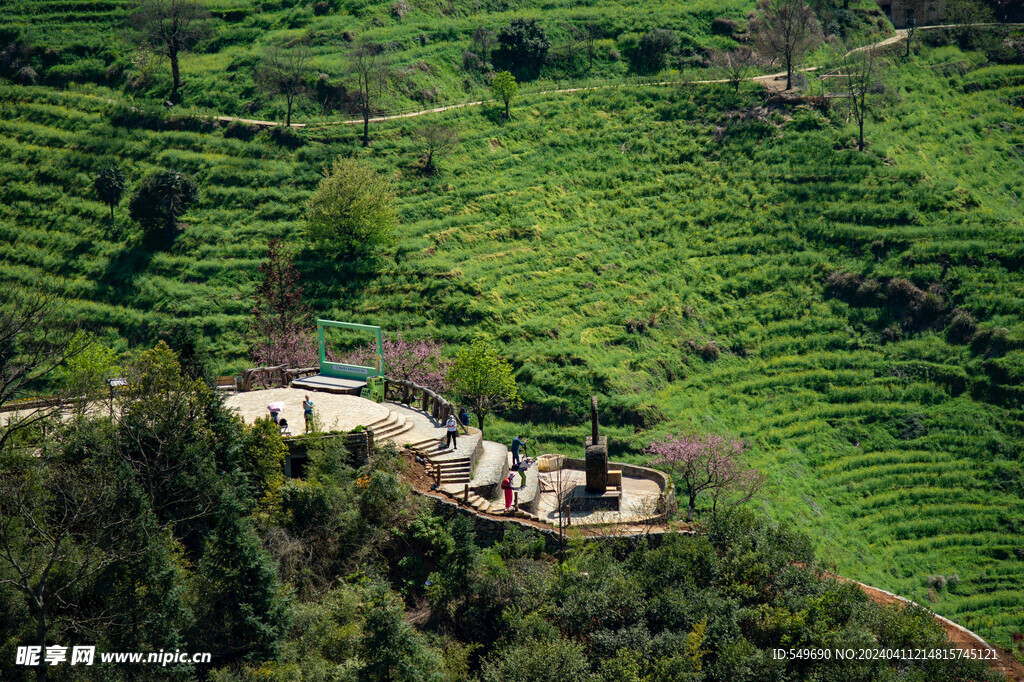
(1, 0), (1023, 654)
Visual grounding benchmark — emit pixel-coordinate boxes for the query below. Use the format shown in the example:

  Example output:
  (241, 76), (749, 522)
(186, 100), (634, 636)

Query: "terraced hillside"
(1, 1), (1023, 655)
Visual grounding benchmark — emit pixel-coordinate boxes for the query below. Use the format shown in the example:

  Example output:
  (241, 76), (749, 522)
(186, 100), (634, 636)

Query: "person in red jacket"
(501, 473), (514, 511)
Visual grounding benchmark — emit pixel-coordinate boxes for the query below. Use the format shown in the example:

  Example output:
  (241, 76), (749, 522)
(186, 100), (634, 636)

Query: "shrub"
(947, 309), (977, 344)
(495, 18), (550, 78)
(128, 170), (199, 248)
(712, 17), (739, 36)
(631, 29), (678, 74)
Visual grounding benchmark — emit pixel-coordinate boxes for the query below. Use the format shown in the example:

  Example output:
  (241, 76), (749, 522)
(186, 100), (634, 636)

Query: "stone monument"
(584, 396), (608, 493)
(568, 396), (620, 512)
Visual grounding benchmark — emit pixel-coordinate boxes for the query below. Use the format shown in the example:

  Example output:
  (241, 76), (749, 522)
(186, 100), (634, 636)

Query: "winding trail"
(212, 30), (914, 130)
(211, 24), (1022, 130)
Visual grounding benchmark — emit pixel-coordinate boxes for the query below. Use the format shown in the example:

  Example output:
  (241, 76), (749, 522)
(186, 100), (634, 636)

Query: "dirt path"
(822, 571), (1023, 680)
(211, 29), (944, 130)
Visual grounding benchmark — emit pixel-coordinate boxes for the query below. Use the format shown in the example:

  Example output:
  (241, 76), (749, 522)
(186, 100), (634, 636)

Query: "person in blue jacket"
(511, 435), (527, 467)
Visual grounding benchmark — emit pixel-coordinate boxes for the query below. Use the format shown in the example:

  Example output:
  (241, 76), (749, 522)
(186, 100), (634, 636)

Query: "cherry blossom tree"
(335, 332), (451, 394)
(645, 432), (764, 523)
(249, 239), (318, 368)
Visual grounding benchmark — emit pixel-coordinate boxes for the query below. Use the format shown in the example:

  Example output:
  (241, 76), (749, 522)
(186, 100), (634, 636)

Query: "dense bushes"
(494, 18), (550, 79)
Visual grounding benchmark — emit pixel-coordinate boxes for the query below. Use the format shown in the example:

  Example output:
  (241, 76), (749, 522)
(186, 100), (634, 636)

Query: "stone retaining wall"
(283, 429), (375, 475)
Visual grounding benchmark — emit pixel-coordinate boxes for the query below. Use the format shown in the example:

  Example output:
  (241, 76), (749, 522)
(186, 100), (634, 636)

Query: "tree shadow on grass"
(97, 244), (155, 300)
(480, 106), (509, 127)
(294, 248), (387, 317)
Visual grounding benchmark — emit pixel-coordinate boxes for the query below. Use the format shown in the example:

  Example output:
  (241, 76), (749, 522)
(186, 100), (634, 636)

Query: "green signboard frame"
(317, 319), (384, 381)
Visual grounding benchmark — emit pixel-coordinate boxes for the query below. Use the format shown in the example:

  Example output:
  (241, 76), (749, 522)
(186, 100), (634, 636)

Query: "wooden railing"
(380, 377), (454, 423)
(239, 365), (318, 392)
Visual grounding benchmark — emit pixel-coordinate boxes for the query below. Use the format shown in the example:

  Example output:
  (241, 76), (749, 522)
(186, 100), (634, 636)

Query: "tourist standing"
(501, 473), (514, 510)
(303, 395), (314, 432)
(511, 435), (527, 466)
(445, 413), (458, 450)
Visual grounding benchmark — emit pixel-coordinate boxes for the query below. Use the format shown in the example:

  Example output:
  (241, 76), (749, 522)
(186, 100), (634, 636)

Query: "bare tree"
(256, 44), (311, 127)
(842, 46), (889, 152)
(129, 0), (211, 102)
(349, 41), (389, 147)
(751, 0), (823, 91)
(583, 23), (602, 71)
(0, 459), (144, 682)
(903, 0), (936, 57)
(417, 123), (459, 174)
(471, 26), (496, 64)
(710, 46), (760, 91)
(559, 22), (583, 73)
(0, 296), (80, 453)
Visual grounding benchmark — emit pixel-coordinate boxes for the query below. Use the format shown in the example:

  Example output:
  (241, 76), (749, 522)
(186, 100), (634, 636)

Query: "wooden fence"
(237, 368), (456, 423)
(380, 378), (455, 423)
(239, 365), (318, 392)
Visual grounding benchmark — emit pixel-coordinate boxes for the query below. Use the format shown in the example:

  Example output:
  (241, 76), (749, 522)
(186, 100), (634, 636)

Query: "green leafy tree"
(191, 492), (291, 664)
(94, 164), (126, 220)
(481, 638), (596, 682)
(359, 582), (443, 682)
(57, 331), (118, 414)
(491, 70), (518, 119)
(237, 417), (287, 518)
(448, 340), (522, 431)
(305, 158), (397, 255)
(117, 342), (220, 538)
(633, 28), (678, 74)
(0, 449), (150, 682)
(128, 169), (199, 248)
(945, 0), (995, 49)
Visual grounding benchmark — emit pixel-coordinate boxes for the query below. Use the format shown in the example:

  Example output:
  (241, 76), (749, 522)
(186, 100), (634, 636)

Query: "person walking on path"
(459, 407), (470, 432)
(511, 435), (527, 467)
(445, 414), (459, 450)
(501, 473), (514, 511)
(303, 395), (314, 432)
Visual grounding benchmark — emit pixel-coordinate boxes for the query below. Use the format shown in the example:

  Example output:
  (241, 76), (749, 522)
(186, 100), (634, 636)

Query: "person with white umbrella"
(267, 401), (286, 424)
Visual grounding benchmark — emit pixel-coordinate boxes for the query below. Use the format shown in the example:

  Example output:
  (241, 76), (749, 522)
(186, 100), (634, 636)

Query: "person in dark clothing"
(511, 435), (526, 466)
(459, 407), (470, 427)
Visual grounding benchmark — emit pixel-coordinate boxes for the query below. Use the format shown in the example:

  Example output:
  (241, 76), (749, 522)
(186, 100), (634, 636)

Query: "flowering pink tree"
(335, 332), (451, 394)
(645, 432), (764, 523)
(249, 239), (318, 368)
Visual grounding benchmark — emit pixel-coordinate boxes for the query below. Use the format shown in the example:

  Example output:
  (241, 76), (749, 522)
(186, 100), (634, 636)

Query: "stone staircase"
(424, 457), (472, 486)
(364, 411), (415, 442)
(446, 488), (544, 520)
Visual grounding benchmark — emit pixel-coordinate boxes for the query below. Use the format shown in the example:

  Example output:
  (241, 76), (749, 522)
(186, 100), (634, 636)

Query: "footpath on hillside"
(208, 24), (1024, 130)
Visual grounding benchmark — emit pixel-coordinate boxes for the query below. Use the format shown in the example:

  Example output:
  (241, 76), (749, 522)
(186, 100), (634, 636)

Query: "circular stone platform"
(225, 388), (391, 435)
